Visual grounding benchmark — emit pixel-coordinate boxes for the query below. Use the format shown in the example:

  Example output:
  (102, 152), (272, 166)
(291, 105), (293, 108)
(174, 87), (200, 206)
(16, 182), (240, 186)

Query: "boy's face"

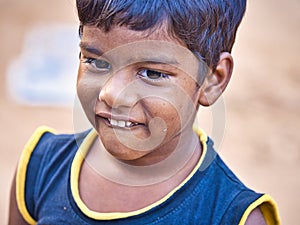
(77, 25), (209, 165)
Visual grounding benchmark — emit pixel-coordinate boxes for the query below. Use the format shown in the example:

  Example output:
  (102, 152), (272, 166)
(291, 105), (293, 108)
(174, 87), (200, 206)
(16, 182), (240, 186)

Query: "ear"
(198, 52), (233, 106)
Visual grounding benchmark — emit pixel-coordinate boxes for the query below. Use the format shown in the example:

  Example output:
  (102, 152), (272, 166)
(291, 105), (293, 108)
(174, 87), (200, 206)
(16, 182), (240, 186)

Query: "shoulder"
(13, 126), (90, 224)
(239, 194), (281, 225)
(198, 139), (281, 224)
(245, 207), (267, 225)
(18, 126), (90, 183)
(210, 156), (281, 224)
(11, 126), (57, 225)
(21, 126), (89, 159)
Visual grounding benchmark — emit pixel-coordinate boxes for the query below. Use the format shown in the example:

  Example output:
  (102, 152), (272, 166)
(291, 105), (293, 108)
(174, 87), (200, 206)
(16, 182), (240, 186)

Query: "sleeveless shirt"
(16, 126), (280, 224)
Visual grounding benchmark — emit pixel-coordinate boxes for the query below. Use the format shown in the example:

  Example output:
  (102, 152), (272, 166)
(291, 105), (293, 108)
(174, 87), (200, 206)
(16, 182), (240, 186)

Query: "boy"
(9, 0), (281, 224)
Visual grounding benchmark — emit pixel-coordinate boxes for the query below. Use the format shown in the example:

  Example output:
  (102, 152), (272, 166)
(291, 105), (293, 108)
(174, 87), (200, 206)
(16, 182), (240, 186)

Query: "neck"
(85, 131), (202, 187)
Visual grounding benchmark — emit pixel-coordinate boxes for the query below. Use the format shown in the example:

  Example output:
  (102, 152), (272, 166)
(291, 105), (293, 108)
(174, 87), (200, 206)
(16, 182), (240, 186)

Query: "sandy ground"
(0, 0), (299, 224)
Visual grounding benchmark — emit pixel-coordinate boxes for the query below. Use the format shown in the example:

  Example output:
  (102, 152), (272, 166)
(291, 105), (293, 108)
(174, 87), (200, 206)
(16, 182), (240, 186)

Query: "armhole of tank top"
(238, 194), (281, 225)
(15, 126), (56, 225)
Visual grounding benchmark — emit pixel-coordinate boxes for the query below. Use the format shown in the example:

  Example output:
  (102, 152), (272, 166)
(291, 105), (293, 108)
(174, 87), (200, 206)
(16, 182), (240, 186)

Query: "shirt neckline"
(70, 127), (208, 220)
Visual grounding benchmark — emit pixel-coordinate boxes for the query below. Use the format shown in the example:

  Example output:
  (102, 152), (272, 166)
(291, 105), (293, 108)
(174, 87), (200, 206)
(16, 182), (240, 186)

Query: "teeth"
(110, 119), (118, 126)
(108, 119), (138, 128)
(118, 121), (126, 127)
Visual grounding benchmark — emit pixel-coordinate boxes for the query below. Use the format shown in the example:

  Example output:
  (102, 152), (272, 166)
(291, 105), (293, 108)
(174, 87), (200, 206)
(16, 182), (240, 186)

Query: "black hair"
(76, 0), (246, 69)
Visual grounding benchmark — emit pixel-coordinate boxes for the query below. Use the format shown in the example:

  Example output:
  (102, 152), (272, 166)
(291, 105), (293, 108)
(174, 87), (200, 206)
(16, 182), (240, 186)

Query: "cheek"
(77, 78), (96, 105)
(146, 99), (181, 130)
(77, 66), (104, 102)
(77, 73), (102, 126)
(160, 90), (198, 131)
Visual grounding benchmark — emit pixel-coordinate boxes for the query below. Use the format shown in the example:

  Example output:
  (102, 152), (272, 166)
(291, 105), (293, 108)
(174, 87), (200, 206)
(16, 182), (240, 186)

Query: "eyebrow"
(79, 42), (104, 56)
(79, 42), (179, 65)
(141, 57), (178, 65)
(125, 57), (179, 67)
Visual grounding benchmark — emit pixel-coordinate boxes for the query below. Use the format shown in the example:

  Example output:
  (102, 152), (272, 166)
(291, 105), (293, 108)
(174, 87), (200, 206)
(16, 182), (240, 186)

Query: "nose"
(98, 69), (138, 109)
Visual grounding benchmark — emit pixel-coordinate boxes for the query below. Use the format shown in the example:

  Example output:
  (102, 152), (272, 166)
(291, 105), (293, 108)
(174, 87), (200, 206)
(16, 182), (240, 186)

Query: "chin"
(103, 141), (150, 162)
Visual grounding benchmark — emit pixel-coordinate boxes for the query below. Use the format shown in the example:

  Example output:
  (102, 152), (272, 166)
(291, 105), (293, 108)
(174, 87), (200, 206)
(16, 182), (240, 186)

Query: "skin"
(77, 25), (203, 165)
(8, 24), (267, 224)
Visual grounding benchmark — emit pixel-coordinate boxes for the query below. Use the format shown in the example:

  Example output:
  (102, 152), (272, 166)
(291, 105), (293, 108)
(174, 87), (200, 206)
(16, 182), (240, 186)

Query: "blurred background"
(0, 0), (299, 224)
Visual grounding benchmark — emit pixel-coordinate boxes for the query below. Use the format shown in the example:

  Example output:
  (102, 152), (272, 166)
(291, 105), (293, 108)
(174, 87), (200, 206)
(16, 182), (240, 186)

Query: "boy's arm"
(8, 171), (30, 225)
(245, 207), (267, 225)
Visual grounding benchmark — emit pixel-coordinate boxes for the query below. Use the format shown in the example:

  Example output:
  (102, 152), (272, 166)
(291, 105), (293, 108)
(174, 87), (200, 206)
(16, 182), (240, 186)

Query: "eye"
(83, 58), (111, 72)
(137, 69), (169, 80)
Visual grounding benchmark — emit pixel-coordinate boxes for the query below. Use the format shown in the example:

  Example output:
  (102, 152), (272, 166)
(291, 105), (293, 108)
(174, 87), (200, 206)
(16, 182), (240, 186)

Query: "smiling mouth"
(103, 117), (143, 128)
(95, 111), (145, 128)
(97, 117), (144, 128)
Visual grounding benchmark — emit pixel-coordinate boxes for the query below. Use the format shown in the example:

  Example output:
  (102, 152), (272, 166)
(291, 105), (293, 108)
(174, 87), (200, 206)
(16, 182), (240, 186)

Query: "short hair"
(76, 0), (246, 69)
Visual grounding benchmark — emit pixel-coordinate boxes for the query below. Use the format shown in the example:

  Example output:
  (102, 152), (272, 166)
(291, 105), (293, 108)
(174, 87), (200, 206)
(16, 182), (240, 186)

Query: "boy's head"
(77, 0), (247, 69)
(75, 0), (247, 171)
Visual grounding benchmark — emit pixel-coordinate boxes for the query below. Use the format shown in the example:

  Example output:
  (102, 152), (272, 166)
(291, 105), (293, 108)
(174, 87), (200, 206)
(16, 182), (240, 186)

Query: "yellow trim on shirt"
(238, 194), (281, 225)
(16, 126), (56, 225)
(70, 127), (208, 220)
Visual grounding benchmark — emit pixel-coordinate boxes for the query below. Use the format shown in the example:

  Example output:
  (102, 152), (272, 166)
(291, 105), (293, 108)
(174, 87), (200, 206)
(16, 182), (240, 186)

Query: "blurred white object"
(6, 24), (79, 106)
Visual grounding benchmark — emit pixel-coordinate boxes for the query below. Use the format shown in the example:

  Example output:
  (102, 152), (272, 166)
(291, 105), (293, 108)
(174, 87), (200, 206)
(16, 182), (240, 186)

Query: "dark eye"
(137, 69), (169, 80)
(94, 60), (111, 70)
(83, 58), (111, 72)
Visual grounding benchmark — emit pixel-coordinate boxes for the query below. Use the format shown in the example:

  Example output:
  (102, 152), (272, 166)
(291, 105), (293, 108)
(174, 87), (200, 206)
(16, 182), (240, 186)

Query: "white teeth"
(108, 119), (138, 128)
(118, 121), (126, 128)
(110, 119), (118, 126)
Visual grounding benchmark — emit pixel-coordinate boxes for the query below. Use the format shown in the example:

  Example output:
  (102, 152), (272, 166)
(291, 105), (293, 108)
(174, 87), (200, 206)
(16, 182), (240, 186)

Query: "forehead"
(81, 25), (185, 51)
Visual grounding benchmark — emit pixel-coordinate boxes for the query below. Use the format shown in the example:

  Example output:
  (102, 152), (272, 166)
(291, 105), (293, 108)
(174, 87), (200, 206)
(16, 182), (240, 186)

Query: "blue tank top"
(16, 126), (280, 224)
